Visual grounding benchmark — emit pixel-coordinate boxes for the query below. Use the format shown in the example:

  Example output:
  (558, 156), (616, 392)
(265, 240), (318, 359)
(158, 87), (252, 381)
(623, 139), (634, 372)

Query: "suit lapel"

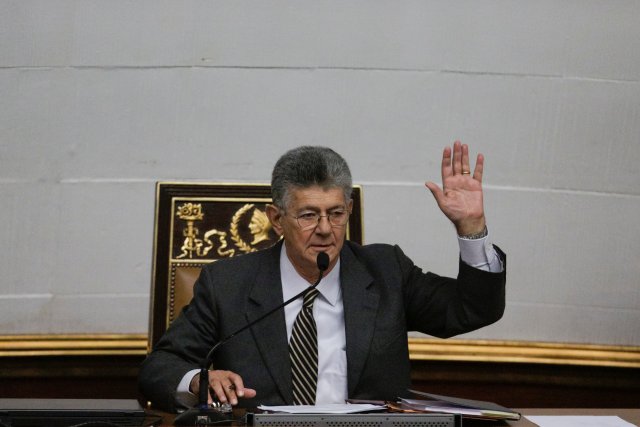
(340, 244), (379, 397)
(245, 242), (293, 404)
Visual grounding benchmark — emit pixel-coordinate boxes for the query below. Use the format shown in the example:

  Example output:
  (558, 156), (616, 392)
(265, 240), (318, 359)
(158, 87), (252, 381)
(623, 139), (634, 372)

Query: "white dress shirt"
(280, 242), (348, 404)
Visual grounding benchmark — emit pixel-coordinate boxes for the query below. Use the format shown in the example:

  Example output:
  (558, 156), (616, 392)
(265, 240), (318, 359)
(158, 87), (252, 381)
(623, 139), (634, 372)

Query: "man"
(139, 142), (506, 412)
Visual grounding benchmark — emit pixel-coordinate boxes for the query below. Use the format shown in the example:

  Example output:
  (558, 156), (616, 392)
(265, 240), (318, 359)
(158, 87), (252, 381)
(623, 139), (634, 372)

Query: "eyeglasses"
(291, 210), (350, 230)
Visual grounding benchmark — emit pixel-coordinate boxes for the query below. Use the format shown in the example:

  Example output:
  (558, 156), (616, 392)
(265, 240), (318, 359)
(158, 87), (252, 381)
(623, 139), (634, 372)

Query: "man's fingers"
(473, 153), (484, 183)
(242, 388), (258, 399)
(441, 146), (453, 180)
(229, 375), (247, 398)
(425, 182), (444, 207)
(452, 141), (463, 175)
(205, 370), (256, 406)
(225, 382), (240, 405)
(209, 381), (230, 404)
(461, 143), (471, 174)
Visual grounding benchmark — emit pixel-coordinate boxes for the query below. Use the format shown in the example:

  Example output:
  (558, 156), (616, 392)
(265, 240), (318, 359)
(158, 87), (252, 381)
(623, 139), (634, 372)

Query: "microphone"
(316, 251), (330, 271)
(175, 252), (330, 426)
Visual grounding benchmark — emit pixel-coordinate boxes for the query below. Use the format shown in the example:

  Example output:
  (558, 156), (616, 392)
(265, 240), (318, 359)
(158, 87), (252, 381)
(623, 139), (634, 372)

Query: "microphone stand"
(175, 252), (330, 426)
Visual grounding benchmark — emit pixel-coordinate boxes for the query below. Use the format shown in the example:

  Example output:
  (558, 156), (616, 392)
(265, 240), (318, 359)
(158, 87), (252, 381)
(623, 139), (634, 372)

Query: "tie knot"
(303, 288), (319, 308)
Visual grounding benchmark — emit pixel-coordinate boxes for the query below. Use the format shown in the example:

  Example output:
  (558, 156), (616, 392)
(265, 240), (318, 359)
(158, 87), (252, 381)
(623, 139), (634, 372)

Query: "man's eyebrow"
(297, 204), (346, 212)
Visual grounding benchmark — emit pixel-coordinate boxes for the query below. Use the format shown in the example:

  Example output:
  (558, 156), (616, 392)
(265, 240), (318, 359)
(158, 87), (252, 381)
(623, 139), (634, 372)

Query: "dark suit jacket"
(139, 240), (506, 412)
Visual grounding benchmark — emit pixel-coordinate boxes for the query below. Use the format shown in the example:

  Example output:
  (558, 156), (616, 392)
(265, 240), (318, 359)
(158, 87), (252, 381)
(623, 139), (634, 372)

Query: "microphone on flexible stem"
(174, 252), (330, 426)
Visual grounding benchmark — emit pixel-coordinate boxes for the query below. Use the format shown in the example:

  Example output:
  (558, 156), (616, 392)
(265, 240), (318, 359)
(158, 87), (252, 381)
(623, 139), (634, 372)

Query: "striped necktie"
(289, 288), (320, 405)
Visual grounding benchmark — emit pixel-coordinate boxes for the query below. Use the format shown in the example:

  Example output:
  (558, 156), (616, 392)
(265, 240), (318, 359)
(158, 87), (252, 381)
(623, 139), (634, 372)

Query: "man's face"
(267, 185), (352, 281)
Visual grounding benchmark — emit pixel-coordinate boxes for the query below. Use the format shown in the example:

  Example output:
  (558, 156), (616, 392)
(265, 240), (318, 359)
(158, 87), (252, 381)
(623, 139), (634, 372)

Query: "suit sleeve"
(138, 266), (221, 412)
(399, 244), (507, 338)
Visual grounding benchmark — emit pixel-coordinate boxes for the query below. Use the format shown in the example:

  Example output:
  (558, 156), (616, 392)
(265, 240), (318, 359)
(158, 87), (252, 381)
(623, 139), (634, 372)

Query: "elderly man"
(139, 143), (506, 412)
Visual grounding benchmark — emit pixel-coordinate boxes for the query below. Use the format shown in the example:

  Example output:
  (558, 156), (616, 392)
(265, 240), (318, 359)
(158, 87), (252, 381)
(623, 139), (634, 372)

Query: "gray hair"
(271, 146), (353, 210)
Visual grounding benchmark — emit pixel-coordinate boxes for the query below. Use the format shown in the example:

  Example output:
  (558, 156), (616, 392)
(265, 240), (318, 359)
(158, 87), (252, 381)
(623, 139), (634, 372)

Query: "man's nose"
(315, 215), (332, 233)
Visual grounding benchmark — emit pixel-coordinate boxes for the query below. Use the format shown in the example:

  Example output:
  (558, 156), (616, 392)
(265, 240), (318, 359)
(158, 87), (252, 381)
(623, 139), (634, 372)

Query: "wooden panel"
(2, 335), (639, 407)
(2, 354), (638, 408)
(410, 360), (640, 408)
(0, 355), (144, 400)
(3, 335), (639, 367)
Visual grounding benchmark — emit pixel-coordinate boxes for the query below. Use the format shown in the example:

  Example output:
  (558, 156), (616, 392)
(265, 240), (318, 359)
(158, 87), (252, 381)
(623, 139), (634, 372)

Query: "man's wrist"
(177, 368), (202, 395)
(458, 225), (488, 240)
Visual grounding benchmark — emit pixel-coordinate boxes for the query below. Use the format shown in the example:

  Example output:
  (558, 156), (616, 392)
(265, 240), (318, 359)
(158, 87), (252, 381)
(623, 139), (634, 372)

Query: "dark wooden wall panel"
(2, 356), (638, 408)
(409, 360), (640, 408)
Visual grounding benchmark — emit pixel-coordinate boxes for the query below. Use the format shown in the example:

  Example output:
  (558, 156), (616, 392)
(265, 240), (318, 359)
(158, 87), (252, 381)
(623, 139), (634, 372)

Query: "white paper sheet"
(526, 416), (637, 427)
(257, 403), (386, 414)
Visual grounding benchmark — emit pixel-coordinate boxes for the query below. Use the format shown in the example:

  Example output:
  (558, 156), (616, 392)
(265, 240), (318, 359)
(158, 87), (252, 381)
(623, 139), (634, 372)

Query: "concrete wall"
(1, 1), (639, 346)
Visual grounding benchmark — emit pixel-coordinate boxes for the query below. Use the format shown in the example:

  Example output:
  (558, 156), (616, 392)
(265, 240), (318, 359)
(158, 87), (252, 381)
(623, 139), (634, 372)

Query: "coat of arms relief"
(174, 202), (278, 260)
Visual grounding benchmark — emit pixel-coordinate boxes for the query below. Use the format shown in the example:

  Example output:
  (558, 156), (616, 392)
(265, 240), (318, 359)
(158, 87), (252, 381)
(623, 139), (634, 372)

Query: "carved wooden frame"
(147, 182), (363, 350)
(2, 335), (639, 369)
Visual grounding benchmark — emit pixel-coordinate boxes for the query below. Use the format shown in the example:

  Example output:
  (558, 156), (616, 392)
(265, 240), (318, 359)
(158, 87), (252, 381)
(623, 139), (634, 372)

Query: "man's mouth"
(311, 244), (332, 250)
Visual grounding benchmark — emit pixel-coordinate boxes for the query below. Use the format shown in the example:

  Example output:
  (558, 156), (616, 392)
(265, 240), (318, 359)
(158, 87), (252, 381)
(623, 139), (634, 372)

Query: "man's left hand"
(425, 141), (486, 236)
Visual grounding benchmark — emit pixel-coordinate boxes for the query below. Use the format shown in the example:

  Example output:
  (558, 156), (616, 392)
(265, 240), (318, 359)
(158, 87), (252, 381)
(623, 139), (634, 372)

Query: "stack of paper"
(390, 390), (521, 421)
(257, 403), (387, 414)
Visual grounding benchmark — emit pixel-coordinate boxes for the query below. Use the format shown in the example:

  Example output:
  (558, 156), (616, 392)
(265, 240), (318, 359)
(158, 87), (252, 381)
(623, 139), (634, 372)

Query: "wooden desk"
(150, 408), (640, 426)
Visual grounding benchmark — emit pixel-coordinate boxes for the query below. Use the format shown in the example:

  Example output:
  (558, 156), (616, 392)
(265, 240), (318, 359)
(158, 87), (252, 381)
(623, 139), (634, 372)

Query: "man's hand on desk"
(189, 369), (257, 406)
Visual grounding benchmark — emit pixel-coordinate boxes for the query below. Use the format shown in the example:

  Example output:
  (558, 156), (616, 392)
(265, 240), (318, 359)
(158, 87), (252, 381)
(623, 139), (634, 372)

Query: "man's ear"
(266, 204), (284, 236)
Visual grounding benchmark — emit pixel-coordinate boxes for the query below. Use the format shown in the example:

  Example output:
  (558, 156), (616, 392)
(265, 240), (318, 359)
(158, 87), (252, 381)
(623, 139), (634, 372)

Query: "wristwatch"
(458, 225), (488, 240)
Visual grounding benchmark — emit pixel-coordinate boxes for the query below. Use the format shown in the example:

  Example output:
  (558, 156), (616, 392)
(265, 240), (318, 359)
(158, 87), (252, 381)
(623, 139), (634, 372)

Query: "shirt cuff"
(177, 368), (201, 394)
(458, 233), (503, 273)
(174, 369), (201, 410)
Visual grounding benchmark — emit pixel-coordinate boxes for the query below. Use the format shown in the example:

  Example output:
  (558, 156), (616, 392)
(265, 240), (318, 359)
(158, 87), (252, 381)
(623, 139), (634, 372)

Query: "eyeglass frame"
(288, 208), (351, 231)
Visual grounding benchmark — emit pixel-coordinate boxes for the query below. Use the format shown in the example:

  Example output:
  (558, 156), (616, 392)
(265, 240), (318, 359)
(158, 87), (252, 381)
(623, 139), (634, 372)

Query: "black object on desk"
(0, 398), (146, 427)
(247, 412), (461, 427)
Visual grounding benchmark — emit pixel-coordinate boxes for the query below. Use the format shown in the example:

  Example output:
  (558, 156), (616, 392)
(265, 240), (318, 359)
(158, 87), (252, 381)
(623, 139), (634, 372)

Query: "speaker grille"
(250, 413), (458, 427)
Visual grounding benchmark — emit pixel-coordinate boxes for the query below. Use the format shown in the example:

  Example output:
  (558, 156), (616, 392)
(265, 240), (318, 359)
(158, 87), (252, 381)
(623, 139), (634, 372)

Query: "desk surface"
(508, 408), (639, 425)
(150, 408), (640, 426)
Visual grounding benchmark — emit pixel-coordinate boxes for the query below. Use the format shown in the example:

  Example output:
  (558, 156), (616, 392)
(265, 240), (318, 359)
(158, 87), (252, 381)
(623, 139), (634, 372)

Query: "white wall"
(1, 1), (639, 346)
